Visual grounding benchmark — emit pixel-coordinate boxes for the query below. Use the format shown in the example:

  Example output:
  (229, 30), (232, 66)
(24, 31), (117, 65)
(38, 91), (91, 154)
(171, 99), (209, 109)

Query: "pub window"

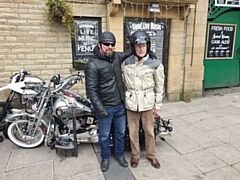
(71, 17), (101, 70)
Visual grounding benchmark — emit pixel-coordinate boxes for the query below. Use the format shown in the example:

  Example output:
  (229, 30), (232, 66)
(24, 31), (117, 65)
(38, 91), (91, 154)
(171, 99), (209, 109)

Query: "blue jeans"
(96, 102), (126, 160)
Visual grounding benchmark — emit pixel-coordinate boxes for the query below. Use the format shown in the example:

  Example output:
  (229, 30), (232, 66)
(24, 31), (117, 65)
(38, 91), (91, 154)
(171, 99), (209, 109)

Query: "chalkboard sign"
(75, 21), (99, 55)
(206, 23), (236, 59)
(71, 17), (101, 64)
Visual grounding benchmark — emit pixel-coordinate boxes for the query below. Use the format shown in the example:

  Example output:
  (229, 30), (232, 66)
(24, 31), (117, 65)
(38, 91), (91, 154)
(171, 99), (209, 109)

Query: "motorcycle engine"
(66, 119), (81, 131)
(64, 117), (87, 131)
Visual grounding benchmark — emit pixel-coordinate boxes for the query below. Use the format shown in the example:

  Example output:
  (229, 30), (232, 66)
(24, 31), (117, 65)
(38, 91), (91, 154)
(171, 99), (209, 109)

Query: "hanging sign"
(75, 20), (99, 55)
(215, 0), (240, 7)
(71, 18), (101, 64)
(205, 23), (236, 59)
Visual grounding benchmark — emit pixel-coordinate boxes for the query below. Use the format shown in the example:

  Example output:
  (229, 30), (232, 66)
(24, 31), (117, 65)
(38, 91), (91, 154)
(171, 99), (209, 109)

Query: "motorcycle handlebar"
(19, 67), (31, 75)
(10, 68), (31, 82)
(50, 71), (85, 92)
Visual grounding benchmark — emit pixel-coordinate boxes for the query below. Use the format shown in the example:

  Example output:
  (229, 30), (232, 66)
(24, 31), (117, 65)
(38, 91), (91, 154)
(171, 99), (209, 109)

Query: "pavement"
(1, 88), (240, 180)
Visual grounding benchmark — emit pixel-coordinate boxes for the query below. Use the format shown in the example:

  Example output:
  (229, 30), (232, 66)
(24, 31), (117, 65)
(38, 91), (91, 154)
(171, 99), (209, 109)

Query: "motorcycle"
(0, 68), (45, 141)
(5, 72), (172, 156)
(5, 72), (97, 150)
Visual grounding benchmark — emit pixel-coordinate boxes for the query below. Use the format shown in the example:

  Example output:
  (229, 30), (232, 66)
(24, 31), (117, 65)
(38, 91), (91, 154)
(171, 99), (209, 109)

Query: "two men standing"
(84, 30), (164, 172)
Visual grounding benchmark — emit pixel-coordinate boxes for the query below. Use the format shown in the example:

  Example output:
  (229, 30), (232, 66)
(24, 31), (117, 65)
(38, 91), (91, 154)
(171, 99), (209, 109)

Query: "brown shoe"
(130, 157), (139, 168)
(147, 158), (160, 169)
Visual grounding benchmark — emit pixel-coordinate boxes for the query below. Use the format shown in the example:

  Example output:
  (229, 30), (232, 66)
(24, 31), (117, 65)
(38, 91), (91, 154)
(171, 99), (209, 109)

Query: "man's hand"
(153, 108), (161, 115)
(153, 108), (161, 119)
(99, 110), (109, 118)
(149, 50), (157, 59)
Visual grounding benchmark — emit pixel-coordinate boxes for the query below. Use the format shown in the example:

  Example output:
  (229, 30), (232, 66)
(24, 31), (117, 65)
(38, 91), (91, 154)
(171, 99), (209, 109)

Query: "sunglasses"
(102, 42), (116, 47)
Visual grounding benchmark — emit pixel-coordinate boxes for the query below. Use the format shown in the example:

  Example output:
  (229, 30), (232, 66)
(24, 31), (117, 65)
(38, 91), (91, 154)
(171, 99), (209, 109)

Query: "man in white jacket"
(122, 30), (165, 169)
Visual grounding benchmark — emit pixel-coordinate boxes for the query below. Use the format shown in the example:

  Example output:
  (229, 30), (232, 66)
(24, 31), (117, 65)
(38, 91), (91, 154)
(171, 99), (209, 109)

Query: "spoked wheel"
(3, 122), (11, 139)
(0, 102), (9, 139)
(4, 113), (35, 139)
(8, 120), (44, 148)
(0, 102), (8, 117)
(0, 136), (3, 142)
(0, 102), (8, 131)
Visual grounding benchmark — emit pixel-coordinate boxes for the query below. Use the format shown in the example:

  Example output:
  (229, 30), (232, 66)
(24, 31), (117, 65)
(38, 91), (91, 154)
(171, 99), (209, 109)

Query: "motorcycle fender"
(5, 111), (49, 127)
(41, 115), (50, 127)
(5, 111), (36, 122)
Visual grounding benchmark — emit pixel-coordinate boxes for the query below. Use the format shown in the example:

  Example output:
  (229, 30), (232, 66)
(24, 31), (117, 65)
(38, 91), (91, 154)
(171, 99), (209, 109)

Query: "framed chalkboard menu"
(205, 23), (236, 59)
(71, 17), (101, 63)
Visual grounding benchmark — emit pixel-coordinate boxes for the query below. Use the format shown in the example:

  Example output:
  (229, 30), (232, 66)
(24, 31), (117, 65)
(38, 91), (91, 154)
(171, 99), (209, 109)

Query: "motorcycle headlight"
(32, 103), (38, 111)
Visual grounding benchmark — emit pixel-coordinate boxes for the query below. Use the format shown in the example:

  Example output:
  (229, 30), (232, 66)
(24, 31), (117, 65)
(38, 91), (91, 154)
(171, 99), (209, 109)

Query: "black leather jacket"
(84, 46), (131, 118)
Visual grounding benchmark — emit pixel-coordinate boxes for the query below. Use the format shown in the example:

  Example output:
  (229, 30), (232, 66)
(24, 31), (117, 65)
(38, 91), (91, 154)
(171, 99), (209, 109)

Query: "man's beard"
(104, 51), (113, 58)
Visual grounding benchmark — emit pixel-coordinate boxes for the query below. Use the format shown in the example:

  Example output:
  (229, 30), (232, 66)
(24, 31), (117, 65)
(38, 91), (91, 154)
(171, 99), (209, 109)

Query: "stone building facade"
(0, 0), (208, 101)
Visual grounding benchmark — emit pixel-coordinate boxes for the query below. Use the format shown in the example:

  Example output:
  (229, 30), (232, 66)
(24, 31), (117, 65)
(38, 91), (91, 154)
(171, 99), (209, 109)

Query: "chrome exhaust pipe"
(156, 132), (172, 138)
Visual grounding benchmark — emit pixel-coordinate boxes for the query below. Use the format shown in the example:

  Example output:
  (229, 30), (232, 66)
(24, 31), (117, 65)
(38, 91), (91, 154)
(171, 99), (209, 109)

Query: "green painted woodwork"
(204, 9), (240, 89)
(208, 0), (231, 19)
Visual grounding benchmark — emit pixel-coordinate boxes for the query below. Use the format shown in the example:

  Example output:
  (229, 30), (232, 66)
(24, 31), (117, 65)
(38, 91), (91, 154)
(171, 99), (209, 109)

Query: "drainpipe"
(191, 4), (197, 67)
(106, 0), (110, 31)
(182, 7), (188, 100)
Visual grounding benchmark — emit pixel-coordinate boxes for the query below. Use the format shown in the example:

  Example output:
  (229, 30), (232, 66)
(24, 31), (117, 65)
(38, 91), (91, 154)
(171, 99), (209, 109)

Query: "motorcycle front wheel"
(8, 120), (44, 148)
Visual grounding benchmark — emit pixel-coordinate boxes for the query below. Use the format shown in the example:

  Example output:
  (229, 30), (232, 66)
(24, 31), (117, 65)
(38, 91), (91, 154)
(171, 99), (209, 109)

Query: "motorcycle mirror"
(50, 74), (61, 85)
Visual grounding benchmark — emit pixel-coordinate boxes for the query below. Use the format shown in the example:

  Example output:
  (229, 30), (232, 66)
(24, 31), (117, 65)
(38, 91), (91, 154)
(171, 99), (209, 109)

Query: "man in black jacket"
(84, 32), (131, 172)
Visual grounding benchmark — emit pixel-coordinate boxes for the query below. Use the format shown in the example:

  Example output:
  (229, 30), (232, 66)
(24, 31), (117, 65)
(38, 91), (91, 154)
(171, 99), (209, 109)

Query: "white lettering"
(142, 22), (150, 30)
(211, 40), (220, 44)
(211, 25), (223, 31)
(79, 29), (94, 35)
(132, 23), (142, 30)
(78, 45), (95, 53)
(78, 36), (95, 41)
(212, 33), (221, 39)
(221, 40), (230, 44)
(224, 26), (233, 31)
(150, 22), (162, 30)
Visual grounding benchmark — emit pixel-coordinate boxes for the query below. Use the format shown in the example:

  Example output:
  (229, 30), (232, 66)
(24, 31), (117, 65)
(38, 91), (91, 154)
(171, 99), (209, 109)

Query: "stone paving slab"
(205, 166), (240, 180)
(184, 149), (227, 173)
(207, 143), (240, 165)
(95, 152), (135, 180)
(188, 131), (224, 148)
(4, 161), (54, 180)
(164, 131), (203, 155)
(130, 155), (202, 180)
(6, 145), (53, 171)
(52, 144), (103, 180)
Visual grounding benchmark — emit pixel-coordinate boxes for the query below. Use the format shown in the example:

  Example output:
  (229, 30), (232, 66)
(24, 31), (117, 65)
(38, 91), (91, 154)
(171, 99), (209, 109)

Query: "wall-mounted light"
(148, 3), (160, 13)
